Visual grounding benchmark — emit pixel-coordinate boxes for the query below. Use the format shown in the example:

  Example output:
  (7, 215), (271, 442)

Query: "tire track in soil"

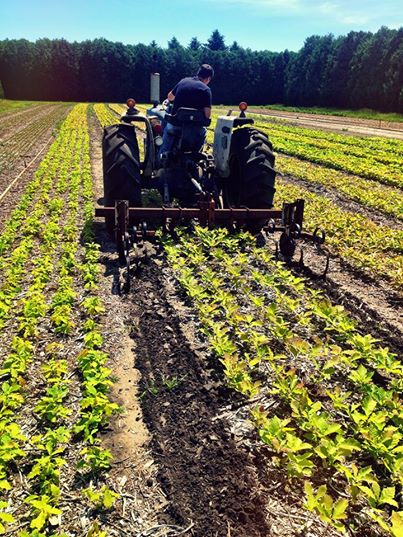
(286, 244), (403, 353)
(274, 175), (403, 346)
(90, 107), (176, 536)
(129, 259), (270, 537)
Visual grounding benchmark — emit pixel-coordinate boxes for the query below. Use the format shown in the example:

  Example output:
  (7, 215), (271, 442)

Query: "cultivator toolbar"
(95, 197), (329, 292)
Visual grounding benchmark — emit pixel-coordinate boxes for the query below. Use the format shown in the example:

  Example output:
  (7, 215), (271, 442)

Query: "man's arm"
(203, 86), (212, 118)
(167, 82), (178, 102)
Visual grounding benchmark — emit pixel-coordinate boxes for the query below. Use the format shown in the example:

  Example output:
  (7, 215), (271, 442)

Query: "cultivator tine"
(308, 227), (330, 279)
(298, 248), (304, 270)
(322, 252), (330, 279)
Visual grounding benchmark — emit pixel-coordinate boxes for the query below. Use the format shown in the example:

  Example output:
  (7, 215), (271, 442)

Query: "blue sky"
(0, 0), (401, 52)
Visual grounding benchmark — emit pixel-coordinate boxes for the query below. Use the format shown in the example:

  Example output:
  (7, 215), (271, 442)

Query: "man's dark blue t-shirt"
(171, 77), (212, 114)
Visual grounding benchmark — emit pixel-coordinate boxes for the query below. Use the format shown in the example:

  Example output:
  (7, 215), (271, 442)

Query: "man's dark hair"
(197, 64), (214, 80)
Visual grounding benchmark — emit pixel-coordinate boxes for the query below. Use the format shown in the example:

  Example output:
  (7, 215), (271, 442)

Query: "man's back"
(172, 76), (212, 114)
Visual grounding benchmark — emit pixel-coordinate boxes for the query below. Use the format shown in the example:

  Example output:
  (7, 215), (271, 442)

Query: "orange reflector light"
(153, 123), (163, 136)
(239, 101), (248, 111)
(127, 98), (136, 108)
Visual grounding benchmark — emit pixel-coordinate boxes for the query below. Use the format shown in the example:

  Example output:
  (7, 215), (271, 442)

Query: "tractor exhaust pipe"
(150, 73), (160, 105)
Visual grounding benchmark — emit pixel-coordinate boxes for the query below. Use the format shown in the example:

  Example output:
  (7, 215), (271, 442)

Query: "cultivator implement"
(95, 197), (329, 292)
(97, 92), (330, 292)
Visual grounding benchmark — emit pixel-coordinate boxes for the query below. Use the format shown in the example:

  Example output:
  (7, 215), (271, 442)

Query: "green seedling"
(304, 481), (349, 532)
(358, 481), (398, 509)
(24, 494), (62, 530)
(78, 446), (113, 472)
(161, 375), (181, 391)
(337, 463), (377, 500)
(82, 297), (105, 316)
(82, 486), (119, 510)
(315, 435), (361, 466)
(0, 501), (15, 533)
(86, 520), (107, 537)
(286, 452), (314, 477)
(220, 354), (260, 397)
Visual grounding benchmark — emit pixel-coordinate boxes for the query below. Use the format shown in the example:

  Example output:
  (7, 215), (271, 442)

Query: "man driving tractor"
(159, 64), (214, 154)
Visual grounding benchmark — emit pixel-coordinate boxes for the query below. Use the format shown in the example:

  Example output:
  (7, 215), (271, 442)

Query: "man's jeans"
(160, 123), (206, 155)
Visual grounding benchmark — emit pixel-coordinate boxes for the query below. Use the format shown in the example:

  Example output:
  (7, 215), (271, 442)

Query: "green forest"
(0, 27), (402, 112)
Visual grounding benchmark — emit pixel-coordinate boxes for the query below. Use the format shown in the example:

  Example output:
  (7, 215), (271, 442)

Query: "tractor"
(95, 76), (327, 290)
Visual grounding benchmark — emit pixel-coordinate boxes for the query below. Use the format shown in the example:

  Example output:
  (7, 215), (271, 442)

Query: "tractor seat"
(165, 107), (211, 127)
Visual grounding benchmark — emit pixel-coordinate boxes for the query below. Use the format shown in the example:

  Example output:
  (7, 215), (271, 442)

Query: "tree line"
(0, 28), (402, 112)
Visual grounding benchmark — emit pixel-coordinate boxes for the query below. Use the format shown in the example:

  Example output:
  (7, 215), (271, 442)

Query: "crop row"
(214, 107), (403, 157)
(0, 105), (70, 178)
(93, 103), (118, 127)
(163, 226), (402, 536)
(276, 155), (403, 221)
(0, 103), (56, 140)
(0, 104), (118, 535)
(0, 99), (40, 117)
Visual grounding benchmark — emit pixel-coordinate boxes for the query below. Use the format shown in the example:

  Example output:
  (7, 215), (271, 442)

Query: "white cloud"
(341, 15), (371, 24)
(208, 0), (402, 27)
(212, 0), (302, 12)
(318, 2), (338, 14)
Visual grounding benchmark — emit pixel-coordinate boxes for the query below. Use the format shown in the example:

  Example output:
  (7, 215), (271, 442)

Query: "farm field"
(229, 107), (403, 140)
(0, 100), (402, 537)
(245, 104), (403, 123)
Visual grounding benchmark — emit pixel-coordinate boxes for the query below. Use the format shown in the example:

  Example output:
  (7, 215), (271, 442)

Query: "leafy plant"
(24, 494), (62, 530)
(82, 486), (119, 510)
(78, 446), (113, 472)
(304, 482), (349, 532)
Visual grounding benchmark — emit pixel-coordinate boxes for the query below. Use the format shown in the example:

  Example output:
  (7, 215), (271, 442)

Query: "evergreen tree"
(206, 30), (227, 51)
(188, 37), (201, 50)
(168, 37), (182, 49)
(230, 41), (241, 52)
(0, 28), (401, 112)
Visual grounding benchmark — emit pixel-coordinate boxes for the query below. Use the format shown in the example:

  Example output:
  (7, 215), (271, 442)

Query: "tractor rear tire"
(224, 127), (276, 231)
(102, 124), (142, 230)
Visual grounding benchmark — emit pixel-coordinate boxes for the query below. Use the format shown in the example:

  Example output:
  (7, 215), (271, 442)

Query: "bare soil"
(274, 175), (403, 347)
